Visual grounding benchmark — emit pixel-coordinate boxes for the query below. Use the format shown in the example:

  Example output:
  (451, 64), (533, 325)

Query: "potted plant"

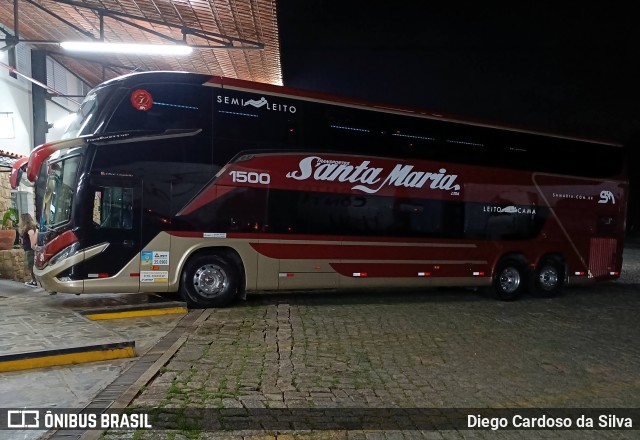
(0, 207), (19, 250)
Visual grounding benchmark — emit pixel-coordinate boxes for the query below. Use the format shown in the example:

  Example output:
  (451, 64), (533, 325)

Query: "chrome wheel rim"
(499, 267), (521, 294)
(538, 266), (559, 291)
(192, 264), (228, 298)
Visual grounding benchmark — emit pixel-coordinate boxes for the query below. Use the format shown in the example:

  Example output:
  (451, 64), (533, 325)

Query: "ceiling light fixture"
(60, 41), (193, 56)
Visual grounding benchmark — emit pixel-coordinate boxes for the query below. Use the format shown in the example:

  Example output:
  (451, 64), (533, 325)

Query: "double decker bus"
(20, 71), (627, 307)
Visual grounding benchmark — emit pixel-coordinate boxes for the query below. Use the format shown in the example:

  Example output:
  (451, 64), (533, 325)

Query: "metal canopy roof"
(0, 0), (282, 87)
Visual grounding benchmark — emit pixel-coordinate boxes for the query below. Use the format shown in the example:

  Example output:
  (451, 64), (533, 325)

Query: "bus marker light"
(417, 272), (431, 277)
(130, 273), (140, 277)
(574, 271), (585, 276)
(353, 272), (367, 277)
(88, 274), (99, 278)
(278, 273), (295, 277)
(610, 271), (619, 276)
(98, 273), (109, 278)
(472, 272), (485, 276)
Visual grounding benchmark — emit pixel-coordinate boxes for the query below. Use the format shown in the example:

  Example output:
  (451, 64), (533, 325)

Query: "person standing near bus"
(19, 213), (38, 287)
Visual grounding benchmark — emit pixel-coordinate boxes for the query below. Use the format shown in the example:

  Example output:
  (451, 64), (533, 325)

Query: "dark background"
(278, 1), (638, 143)
(277, 1), (640, 236)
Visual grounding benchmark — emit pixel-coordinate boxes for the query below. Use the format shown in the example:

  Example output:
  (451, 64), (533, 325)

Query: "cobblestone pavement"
(105, 249), (640, 439)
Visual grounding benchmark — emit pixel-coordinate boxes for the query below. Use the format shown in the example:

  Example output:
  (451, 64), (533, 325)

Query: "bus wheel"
(493, 259), (527, 301)
(532, 258), (565, 297)
(180, 254), (239, 308)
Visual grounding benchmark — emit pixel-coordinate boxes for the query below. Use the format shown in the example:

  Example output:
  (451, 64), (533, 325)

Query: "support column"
(31, 49), (47, 149)
(30, 50), (47, 223)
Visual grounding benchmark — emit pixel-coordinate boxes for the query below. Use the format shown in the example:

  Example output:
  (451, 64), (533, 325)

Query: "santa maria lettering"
(286, 156), (461, 194)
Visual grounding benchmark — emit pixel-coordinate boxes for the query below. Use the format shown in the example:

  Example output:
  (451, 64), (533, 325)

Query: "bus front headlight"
(49, 242), (81, 266)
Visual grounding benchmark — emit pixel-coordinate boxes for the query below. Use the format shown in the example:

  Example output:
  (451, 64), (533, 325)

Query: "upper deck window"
(63, 85), (117, 139)
(105, 83), (212, 135)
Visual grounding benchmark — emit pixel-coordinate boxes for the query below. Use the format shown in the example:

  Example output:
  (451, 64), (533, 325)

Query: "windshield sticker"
(131, 89), (153, 111)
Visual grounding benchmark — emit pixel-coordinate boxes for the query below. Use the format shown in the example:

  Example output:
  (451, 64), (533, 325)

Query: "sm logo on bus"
(598, 191), (615, 204)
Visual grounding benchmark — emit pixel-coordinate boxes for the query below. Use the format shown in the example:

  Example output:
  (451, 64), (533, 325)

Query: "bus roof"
(100, 71), (623, 147)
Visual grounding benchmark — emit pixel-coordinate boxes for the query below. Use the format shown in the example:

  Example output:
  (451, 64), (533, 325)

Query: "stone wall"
(0, 171), (11, 214)
(0, 170), (29, 281)
(0, 249), (29, 282)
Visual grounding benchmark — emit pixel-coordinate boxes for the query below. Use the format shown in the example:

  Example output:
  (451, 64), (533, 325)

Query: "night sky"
(277, 1), (639, 145)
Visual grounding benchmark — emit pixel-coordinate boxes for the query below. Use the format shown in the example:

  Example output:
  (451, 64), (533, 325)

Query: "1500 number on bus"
(229, 170), (271, 185)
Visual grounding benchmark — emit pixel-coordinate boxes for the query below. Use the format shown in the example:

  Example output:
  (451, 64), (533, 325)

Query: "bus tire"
(180, 254), (239, 308)
(493, 258), (527, 301)
(532, 258), (565, 297)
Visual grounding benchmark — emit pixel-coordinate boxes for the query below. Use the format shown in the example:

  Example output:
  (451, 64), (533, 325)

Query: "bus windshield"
(42, 155), (81, 229)
(62, 84), (116, 139)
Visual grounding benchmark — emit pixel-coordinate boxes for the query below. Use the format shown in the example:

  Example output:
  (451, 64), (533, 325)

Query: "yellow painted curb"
(85, 307), (188, 321)
(0, 346), (136, 373)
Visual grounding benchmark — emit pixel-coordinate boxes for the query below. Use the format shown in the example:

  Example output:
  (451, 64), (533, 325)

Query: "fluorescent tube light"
(60, 41), (193, 55)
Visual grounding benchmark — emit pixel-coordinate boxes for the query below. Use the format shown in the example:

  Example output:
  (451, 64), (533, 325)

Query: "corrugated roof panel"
(0, 0), (281, 86)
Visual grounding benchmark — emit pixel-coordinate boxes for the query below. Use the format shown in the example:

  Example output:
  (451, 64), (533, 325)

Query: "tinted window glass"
(181, 186), (267, 233)
(91, 137), (214, 219)
(93, 186), (133, 230)
(266, 190), (547, 240)
(106, 83), (212, 135)
(300, 101), (625, 178)
(42, 155), (81, 228)
(181, 187), (548, 241)
(63, 84), (118, 138)
(213, 89), (301, 152)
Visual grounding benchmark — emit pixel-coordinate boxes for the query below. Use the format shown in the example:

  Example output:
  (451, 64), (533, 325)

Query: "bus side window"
(93, 187), (133, 230)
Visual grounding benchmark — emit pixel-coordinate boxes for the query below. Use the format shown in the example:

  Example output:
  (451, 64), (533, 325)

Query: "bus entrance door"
(83, 176), (142, 293)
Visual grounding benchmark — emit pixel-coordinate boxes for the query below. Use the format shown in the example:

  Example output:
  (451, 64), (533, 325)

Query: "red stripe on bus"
(249, 243), (481, 261)
(165, 231), (477, 246)
(330, 263), (468, 278)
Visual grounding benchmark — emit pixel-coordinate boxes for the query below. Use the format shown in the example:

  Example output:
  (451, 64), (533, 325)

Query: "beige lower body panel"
(336, 276), (491, 289)
(37, 233), (494, 296)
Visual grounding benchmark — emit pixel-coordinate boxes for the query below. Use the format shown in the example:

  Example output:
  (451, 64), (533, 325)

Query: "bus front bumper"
(34, 243), (109, 294)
